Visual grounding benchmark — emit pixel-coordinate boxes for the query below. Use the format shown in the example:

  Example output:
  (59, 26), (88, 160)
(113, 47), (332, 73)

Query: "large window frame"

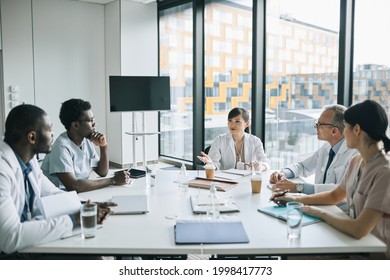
(158, 0), (355, 169)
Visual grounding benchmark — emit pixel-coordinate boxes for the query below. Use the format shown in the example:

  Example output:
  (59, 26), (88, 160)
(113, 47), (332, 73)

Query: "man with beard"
(41, 98), (130, 193)
(0, 104), (111, 258)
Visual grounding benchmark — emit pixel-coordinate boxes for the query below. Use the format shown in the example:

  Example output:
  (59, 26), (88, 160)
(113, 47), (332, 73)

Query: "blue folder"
(174, 221), (249, 244)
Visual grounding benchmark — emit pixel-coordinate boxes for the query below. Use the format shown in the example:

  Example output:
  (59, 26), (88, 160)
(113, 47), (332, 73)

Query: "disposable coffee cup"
(80, 203), (97, 239)
(205, 164), (215, 179)
(250, 175), (262, 193)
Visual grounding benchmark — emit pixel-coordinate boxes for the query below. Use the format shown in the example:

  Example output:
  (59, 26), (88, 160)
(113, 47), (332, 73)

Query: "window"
(353, 0), (390, 111)
(159, 3), (194, 161)
(204, 0), (253, 147)
(265, 0), (340, 169)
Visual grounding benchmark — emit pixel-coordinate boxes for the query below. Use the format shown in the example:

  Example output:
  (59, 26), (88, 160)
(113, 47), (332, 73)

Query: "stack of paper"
(190, 195), (239, 214)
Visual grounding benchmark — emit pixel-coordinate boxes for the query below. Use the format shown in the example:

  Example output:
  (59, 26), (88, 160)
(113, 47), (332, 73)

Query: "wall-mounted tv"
(109, 76), (171, 112)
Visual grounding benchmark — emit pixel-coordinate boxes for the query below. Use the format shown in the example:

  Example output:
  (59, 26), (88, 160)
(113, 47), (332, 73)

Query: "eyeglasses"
(314, 121), (337, 128)
(78, 117), (95, 123)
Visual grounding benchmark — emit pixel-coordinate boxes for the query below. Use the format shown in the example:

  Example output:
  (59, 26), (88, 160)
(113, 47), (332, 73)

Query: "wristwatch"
(296, 183), (304, 193)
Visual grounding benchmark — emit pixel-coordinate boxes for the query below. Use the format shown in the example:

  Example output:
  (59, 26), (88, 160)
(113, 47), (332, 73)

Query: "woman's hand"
(301, 205), (325, 219)
(197, 151), (213, 164)
(269, 190), (295, 206)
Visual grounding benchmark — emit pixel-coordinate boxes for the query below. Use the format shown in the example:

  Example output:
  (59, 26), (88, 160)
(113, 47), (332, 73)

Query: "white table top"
(21, 170), (386, 256)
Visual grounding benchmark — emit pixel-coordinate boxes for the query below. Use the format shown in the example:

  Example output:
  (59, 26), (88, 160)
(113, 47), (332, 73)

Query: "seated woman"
(272, 100), (390, 259)
(198, 107), (270, 171)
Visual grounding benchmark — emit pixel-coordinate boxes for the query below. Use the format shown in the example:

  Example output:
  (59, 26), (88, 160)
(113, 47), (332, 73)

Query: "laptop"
(110, 194), (149, 214)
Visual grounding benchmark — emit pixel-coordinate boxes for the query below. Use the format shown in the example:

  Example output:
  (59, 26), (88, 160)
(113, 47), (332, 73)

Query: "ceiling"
(76, 0), (156, 4)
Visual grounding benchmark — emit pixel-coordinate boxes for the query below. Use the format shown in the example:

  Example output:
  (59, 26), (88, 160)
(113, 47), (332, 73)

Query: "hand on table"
(269, 171), (286, 183)
(301, 205), (324, 219)
(269, 190), (294, 207)
(113, 170), (131, 185)
(271, 179), (298, 192)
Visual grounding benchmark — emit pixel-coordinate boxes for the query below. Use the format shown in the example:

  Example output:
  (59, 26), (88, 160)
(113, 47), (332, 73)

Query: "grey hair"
(324, 104), (347, 133)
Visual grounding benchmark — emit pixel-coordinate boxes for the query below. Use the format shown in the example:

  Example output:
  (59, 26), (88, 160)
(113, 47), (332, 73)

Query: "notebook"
(258, 205), (321, 226)
(190, 195), (239, 214)
(174, 220), (249, 244)
(110, 194), (149, 214)
(188, 177), (238, 192)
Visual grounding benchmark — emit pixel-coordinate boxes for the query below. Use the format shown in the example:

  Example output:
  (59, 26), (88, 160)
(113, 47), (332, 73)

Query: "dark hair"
(228, 107), (250, 133)
(344, 100), (390, 152)
(4, 104), (47, 144)
(59, 98), (91, 130)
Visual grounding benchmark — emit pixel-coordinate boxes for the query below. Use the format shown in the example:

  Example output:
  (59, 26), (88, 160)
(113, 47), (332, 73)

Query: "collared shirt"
(14, 152), (34, 221)
(41, 132), (99, 189)
(282, 138), (346, 194)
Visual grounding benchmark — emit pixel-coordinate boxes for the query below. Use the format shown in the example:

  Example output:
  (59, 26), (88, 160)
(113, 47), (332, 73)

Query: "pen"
(269, 190), (289, 202)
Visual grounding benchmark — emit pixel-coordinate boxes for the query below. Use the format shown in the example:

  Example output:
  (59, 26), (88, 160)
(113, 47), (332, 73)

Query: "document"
(190, 195), (239, 214)
(174, 220), (249, 244)
(39, 191), (81, 219)
(220, 168), (252, 176)
(258, 205), (321, 226)
(188, 177), (238, 192)
(110, 194), (149, 214)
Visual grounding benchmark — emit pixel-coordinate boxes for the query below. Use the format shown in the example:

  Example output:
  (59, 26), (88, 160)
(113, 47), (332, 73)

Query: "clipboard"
(188, 177), (238, 192)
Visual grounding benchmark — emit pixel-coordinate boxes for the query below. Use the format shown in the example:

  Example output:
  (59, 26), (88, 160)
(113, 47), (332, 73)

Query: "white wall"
(106, 0), (158, 166)
(0, 0), (159, 166)
(33, 0), (106, 138)
(105, 0), (122, 164)
(1, 0), (35, 117)
(0, 0), (106, 141)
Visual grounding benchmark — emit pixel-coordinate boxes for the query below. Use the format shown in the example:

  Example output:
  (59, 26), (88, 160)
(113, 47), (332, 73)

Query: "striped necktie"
(21, 164), (35, 222)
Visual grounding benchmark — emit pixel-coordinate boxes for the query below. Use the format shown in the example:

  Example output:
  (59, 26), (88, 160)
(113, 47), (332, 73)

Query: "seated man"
(270, 104), (358, 195)
(0, 104), (111, 258)
(41, 98), (130, 193)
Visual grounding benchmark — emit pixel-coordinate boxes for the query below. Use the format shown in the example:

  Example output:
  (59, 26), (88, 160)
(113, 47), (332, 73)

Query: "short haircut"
(4, 104), (47, 144)
(59, 98), (91, 130)
(324, 104), (347, 133)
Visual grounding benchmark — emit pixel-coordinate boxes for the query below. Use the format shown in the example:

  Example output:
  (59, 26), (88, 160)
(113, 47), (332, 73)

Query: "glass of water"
(286, 201), (303, 239)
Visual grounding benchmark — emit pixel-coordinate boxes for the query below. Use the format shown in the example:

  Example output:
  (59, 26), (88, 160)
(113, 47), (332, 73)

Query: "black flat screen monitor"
(109, 76), (171, 112)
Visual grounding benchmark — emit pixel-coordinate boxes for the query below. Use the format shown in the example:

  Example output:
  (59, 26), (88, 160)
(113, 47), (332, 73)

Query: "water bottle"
(208, 184), (220, 220)
(178, 163), (189, 192)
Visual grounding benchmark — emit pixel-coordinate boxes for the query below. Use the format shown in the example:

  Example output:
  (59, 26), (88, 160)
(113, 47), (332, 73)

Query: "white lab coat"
(0, 141), (74, 254)
(285, 140), (358, 192)
(208, 132), (270, 170)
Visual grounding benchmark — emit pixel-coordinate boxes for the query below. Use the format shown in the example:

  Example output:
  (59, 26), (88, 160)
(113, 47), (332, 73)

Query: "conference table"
(21, 169), (386, 258)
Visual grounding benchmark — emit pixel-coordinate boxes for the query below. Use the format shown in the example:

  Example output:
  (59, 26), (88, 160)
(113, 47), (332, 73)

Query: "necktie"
(323, 148), (335, 183)
(21, 164), (35, 222)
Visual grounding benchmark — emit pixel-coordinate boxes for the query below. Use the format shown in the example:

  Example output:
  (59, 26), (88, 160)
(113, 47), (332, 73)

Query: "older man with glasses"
(269, 104), (358, 202)
(41, 98), (130, 193)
